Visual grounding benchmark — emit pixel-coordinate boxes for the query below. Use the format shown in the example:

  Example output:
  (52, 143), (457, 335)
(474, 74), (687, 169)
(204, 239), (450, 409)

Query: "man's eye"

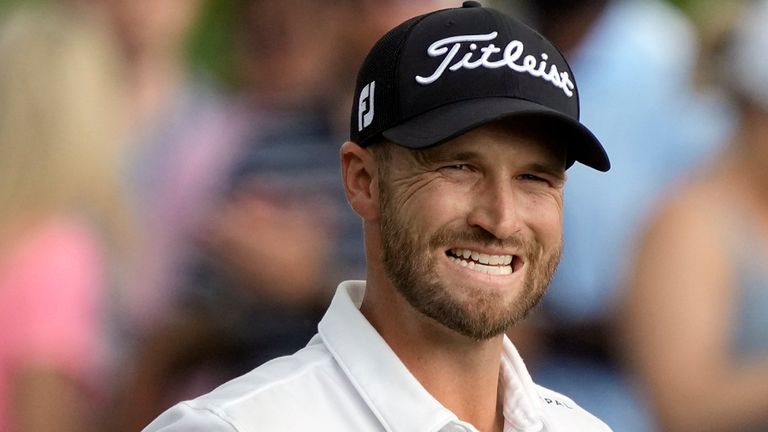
(519, 174), (547, 182)
(443, 164), (469, 171)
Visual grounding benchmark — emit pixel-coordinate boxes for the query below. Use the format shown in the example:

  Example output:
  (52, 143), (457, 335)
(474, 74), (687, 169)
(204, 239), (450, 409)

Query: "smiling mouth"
(445, 248), (521, 275)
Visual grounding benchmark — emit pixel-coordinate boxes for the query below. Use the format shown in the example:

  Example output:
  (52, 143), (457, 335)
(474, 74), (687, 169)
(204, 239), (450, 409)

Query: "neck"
(124, 51), (185, 129)
(361, 275), (506, 432)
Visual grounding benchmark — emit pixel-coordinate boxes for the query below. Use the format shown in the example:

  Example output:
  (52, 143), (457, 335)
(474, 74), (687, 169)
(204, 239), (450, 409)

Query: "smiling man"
(143, 2), (611, 431)
(358, 122), (567, 343)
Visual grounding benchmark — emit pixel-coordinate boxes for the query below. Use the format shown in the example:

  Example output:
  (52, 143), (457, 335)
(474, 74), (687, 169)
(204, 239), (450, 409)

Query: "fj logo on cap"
(358, 81), (375, 131)
(415, 32), (575, 97)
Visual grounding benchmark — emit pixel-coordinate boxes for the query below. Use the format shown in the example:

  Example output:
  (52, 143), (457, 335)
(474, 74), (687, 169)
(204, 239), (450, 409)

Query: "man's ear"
(341, 141), (379, 220)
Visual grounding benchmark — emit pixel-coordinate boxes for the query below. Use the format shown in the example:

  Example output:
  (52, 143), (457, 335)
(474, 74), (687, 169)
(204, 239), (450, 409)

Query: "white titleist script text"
(415, 32), (575, 98)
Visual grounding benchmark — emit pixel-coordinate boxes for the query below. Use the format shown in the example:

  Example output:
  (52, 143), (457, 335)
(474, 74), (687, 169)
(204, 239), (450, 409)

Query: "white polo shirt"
(143, 281), (611, 432)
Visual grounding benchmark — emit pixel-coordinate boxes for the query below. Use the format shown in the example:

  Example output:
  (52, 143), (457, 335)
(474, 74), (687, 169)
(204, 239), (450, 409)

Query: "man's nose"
(465, 178), (522, 240)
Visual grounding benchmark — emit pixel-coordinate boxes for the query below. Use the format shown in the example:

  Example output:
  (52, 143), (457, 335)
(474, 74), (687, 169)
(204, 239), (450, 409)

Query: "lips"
(446, 248), (517, 275)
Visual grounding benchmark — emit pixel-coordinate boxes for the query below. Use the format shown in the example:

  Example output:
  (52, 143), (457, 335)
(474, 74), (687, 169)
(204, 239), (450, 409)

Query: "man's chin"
(407, 286), (521, 340)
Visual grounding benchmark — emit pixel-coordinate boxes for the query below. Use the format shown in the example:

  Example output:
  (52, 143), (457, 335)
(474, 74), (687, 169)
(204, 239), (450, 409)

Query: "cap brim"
(381, 97), (610, 172)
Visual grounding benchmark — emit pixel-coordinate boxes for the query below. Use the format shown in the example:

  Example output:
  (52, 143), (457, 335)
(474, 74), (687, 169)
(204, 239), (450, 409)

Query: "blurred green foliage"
(663, 0), (729, 23)
(185, 0), (240, 89)
(0, 0), (49, 13)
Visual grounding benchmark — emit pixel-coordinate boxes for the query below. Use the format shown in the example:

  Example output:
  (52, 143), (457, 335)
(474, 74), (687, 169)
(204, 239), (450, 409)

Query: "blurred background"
(0, 0), (765, 431)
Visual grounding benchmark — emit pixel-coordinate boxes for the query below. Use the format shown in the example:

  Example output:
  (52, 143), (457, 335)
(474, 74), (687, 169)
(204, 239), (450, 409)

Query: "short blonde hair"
(0, 5), (130, 245)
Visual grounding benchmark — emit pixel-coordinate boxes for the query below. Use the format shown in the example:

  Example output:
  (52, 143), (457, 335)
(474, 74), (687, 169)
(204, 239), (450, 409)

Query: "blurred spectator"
(198, 0), (453, 315)
(508, 0), (733, 430)
(94, 0), (251, 428)
(622, 1), (768, 430)
(0, 5), (130, 432)
(118, 1), (450, 429)
(93, 0), (251, 334)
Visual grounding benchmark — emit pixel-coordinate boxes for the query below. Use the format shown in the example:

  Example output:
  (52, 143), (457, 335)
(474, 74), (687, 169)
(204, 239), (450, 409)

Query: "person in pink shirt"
(0, 5), (131, 431)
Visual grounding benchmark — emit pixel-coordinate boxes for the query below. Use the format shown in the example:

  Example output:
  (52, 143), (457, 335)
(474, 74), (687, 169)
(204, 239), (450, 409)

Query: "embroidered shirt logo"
(542, 396), (575, 409)
(415, 32), (575, 98)
(358, 81), (375, 131)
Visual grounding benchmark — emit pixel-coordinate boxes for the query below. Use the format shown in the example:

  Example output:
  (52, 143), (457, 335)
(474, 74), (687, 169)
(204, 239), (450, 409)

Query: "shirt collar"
(500, 338), (545, 432)
(318, 281), (545, 432)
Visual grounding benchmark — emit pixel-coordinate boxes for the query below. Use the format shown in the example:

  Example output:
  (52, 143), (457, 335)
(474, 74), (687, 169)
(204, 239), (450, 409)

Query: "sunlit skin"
(341, 119), (566, 431)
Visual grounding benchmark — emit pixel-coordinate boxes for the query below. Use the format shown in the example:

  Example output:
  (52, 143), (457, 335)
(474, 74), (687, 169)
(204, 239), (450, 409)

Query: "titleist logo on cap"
(415, 32), (575, 98)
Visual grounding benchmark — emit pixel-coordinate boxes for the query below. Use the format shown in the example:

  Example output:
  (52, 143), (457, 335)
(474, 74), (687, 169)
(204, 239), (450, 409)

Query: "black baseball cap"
(350, 0), (610, 171)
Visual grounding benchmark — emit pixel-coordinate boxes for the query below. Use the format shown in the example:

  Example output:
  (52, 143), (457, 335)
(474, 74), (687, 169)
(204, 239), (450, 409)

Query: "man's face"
(376, 121), (566, 340)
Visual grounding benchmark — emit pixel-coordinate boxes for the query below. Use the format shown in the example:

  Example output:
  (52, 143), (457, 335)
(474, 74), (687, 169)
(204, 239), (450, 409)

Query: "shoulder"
(2, 217), (102, 270)
(8, 218), (102, 299)
(535, 385), (613, 431)
(142, 337), (365, 432)
(0, 217), (103, 317)
(638, 176), (726, 264)
(141, 402), (238, 432)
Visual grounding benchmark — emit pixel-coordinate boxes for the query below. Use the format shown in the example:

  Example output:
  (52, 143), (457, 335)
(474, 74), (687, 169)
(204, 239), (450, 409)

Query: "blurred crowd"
(0, 0), (766, 431)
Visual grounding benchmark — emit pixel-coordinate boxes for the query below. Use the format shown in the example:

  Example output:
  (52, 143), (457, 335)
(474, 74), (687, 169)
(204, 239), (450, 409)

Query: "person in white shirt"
(143, 2), (612, 431)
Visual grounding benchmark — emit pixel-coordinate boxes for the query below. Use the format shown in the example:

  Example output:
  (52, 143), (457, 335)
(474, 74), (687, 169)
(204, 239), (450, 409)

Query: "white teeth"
(477, 254), (494, 265)
(448, 255), (513, 275)
(485, 265), (511, 275)
(448, 250), (514, 275)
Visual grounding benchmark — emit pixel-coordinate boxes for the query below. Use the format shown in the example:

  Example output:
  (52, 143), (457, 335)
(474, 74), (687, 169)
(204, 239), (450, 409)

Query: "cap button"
(462, 1), (482, 7)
